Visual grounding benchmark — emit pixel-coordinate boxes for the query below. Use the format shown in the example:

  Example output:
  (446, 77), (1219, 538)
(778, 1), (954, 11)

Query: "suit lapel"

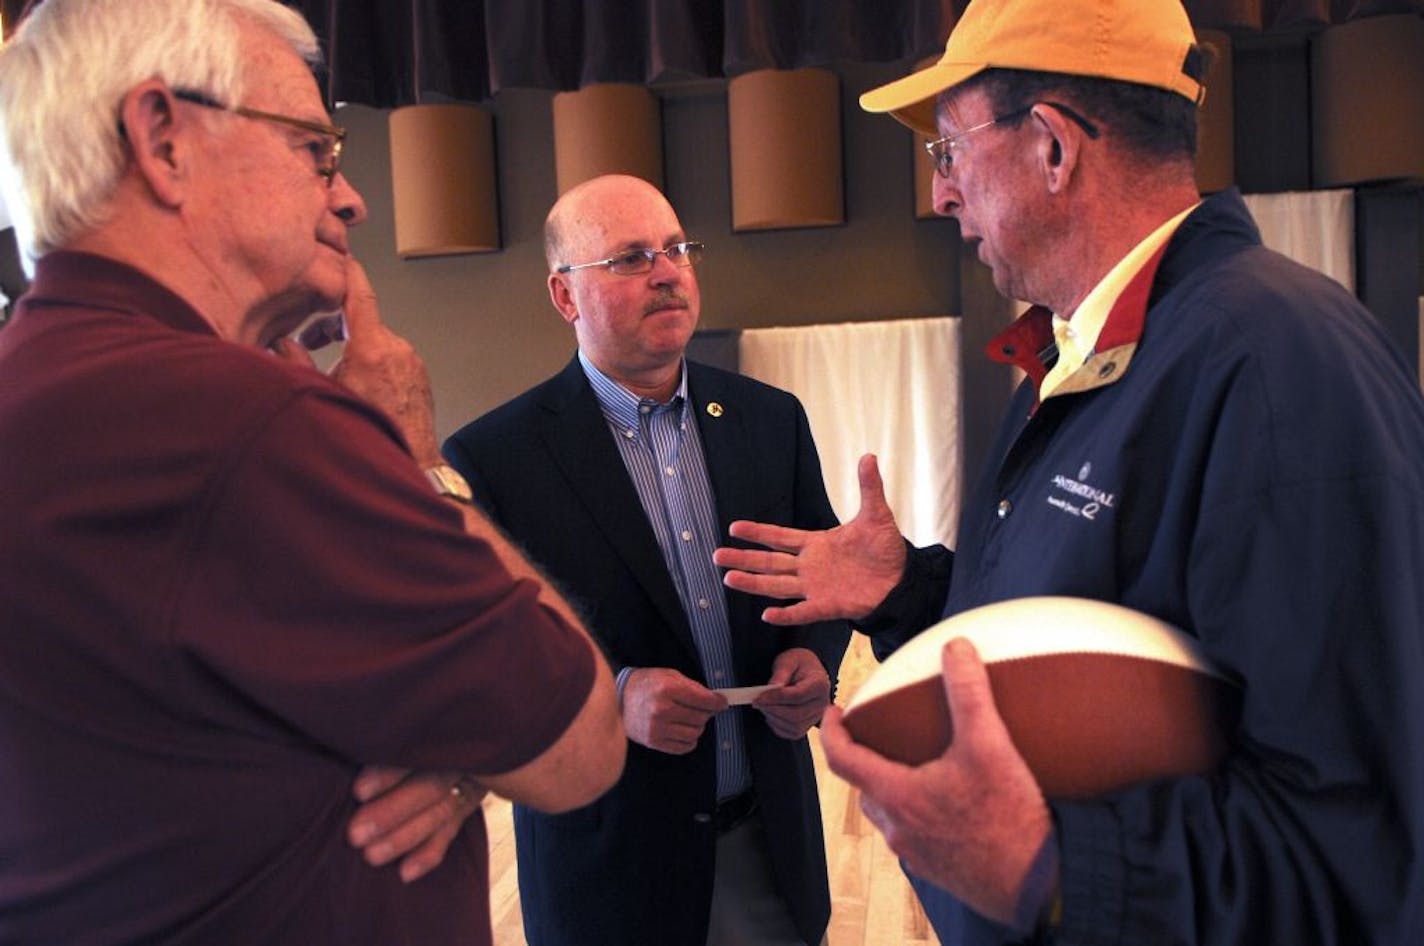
(538, 359), (699, 660)
(688, 363), (758, 531)
(687, 364), (766, 650)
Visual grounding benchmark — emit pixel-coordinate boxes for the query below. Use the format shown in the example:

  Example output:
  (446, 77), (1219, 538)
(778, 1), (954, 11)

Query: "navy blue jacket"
(868, 189), (1424, 945)
(443, 357), (849, 946)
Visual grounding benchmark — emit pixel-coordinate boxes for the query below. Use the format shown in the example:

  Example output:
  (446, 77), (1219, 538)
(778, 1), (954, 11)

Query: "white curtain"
(1242, 189), (1355, 293)
(738, 317), (961, 549)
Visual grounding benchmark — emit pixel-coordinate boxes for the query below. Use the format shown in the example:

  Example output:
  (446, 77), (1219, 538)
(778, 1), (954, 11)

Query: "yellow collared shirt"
(1040, 202), (1200, 399)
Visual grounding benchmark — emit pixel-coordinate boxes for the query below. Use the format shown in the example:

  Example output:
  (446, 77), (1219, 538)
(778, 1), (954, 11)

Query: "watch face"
(427, 465), (472, 502)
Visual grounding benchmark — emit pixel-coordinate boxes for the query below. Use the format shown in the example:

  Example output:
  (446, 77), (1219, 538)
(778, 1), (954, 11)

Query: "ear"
(1030, 103), (1082, 195)
(547, 272), (579, 326)
(118, 80), (190, 208)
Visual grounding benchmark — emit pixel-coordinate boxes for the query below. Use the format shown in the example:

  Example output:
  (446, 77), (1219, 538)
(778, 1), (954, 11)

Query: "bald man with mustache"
(442, 175), (850, 946)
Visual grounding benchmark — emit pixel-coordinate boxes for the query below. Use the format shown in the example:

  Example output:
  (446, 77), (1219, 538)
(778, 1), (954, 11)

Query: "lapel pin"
(706, 402), (724, 417)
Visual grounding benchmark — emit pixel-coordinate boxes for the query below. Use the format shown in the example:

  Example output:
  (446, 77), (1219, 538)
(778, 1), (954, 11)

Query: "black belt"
(713, 791), (758, 834)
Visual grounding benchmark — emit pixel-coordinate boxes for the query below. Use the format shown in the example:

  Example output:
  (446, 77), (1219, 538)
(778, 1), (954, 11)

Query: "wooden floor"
(484, 635), (939, 946)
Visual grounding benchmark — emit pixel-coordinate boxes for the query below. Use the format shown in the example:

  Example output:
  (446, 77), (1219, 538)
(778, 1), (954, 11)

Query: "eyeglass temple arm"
(1038, 101), (1100, 139)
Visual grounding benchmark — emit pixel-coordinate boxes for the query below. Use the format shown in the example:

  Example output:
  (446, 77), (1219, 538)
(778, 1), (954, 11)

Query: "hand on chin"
(254, 284), (339, 351)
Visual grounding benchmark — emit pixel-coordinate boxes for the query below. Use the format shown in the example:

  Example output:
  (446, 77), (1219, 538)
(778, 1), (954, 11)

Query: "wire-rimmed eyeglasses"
(173, 89), (347, 187)
(924, 101), (1100, 178)
(555, 241), (705, 276)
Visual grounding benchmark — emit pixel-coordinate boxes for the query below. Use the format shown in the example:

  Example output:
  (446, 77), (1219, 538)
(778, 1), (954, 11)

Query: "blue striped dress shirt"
(578, 350), (751, 801)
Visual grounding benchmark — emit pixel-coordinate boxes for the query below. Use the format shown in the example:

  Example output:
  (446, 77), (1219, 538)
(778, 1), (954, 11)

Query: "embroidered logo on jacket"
(1047, 467), (1117, 521)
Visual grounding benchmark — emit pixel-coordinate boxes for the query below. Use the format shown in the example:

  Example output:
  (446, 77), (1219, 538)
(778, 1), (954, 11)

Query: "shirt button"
(665, 466), (676, 477)
(623, 429), (635, 439)
(681, 529), (693, 541)
(697, 598), (710, 609)
(693, 812), (712, 825)
(721, 741), (732, 751)
(713, 670), (725, 681)
(997, 499), (1012, 519)
(640, 405), (651, 414)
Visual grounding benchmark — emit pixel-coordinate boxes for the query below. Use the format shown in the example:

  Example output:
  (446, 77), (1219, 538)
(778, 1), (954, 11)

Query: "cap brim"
(859, 60), (984, 139)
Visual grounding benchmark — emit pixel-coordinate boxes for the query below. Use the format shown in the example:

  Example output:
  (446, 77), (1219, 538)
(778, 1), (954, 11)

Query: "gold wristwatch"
(424, 464), (473, 504)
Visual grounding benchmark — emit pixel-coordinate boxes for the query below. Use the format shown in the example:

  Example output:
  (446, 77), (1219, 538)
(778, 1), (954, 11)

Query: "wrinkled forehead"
(235, 18), (327, 117)
(935, 85), (992, 133)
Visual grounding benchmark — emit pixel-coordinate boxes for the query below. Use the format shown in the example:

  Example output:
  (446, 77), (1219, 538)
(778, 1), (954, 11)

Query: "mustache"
(644, 293), (691, 316)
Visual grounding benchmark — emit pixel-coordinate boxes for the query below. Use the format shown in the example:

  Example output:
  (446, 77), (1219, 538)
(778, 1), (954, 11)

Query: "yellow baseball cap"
(861, 0), (1205, 138)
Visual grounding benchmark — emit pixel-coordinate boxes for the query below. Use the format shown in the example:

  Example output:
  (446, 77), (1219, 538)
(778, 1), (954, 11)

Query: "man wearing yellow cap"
(715, 0), (1424, 943)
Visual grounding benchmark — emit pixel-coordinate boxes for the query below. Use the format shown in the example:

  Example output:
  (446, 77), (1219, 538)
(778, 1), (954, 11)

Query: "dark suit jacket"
(443, 356), (850, 946)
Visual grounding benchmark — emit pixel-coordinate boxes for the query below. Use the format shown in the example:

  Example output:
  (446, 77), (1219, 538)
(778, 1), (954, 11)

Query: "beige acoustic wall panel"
(389, 104), (500, 257)
(911, 56), (940, 220)
(1195, 29), (1235, 194)
(914, 137), (939, 220)
(1312, 14), (1424, 187)
(917, 141), (939, 219)
(728, 68), (844, 230)
(553, 83), (663, 195)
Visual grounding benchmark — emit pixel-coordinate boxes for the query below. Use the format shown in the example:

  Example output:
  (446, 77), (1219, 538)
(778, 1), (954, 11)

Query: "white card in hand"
(715, 684), (782, 706)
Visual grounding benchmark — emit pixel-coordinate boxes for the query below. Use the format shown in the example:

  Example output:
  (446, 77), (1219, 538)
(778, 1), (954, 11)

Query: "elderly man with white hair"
(0, 2), (624, 944)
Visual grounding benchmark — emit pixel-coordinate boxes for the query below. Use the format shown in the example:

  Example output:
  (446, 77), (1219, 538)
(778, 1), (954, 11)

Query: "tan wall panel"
(728, 68), (844, 230)
(1195, 29), (1235, 194)
(1312, 14), (1424, 187)
(911, 56), (941, 220)
(553, 83), (663, 195)
(389, 104), (500, 257)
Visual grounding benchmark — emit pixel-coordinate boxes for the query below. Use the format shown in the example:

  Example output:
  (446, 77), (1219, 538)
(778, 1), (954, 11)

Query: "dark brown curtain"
(2, 0), (1420, 103)
(718, 0), (959, 75)
(293, 0), (1422, 108)
(297, 0), (961, 107)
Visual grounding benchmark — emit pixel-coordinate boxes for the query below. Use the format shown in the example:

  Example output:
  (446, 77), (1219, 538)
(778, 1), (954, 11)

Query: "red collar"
(985, 241), (1170, 409)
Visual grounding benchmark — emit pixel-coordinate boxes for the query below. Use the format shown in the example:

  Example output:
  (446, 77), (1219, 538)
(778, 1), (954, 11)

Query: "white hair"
(0, 0), (321, 264)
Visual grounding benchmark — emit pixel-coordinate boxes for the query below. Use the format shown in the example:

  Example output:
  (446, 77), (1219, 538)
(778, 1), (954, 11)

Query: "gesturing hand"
(713, 454), (907, 624)
(621, 668), (728, 755)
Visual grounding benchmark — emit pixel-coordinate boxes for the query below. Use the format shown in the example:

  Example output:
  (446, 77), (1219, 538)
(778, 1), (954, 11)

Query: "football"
(841, 596), (1240, 798)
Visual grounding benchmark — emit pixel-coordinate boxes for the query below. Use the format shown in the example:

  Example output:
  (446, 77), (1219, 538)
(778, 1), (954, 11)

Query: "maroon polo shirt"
(0, 252), (595, 945)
